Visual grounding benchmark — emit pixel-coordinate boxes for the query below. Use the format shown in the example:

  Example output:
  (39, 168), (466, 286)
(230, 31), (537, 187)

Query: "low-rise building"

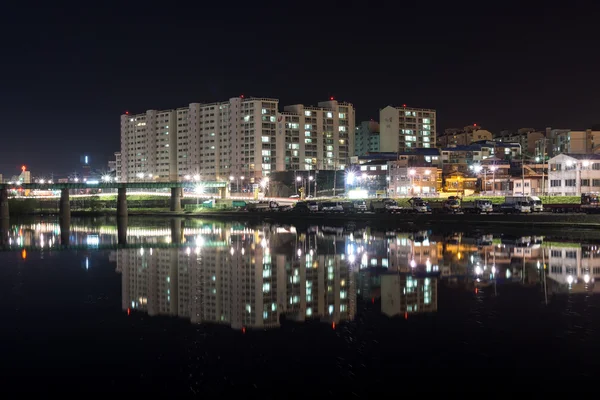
(548, 153), (600, 196)
(388, 163), (440, 196)
(438, 125), (493, 147)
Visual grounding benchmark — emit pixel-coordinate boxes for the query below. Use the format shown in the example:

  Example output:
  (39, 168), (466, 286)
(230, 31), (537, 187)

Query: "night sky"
(1, 3), (599, 177)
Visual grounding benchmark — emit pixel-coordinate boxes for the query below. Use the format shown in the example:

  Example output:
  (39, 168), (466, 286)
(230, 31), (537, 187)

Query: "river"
(1, 216), (599, 394)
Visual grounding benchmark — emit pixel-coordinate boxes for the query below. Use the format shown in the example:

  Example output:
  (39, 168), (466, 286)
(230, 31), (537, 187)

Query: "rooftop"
(398, 148), (441, 156)
(556, 153), (600, 160)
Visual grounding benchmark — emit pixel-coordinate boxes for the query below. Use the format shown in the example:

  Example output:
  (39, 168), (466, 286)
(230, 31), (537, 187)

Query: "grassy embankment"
(8, 194), (583, 215)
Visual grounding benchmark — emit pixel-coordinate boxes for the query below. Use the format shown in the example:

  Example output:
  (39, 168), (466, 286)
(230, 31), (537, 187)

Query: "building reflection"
(112, 224), (356, 330)
(4, 219), (600, 307)
(381, 275), (438, 316)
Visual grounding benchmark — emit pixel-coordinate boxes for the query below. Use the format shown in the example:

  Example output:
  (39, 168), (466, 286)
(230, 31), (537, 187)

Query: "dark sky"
(1, 3), (599, 177)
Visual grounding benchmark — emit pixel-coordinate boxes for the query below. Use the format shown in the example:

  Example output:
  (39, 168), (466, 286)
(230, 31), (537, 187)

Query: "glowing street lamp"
(346, 172), (355, 186)
(195, 183), (204, 206)
(193, 174), (200, 182)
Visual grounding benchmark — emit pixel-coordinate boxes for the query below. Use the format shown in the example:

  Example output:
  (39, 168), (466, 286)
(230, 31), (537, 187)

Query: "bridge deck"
(0, 181), (228, 190)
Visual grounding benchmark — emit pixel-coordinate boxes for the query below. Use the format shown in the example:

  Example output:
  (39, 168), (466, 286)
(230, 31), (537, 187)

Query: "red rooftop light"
(402, 104), (407, 107)
(330, 96), (334, 100)
(125, 111), (129, 115)
(240, 94), (244, 99)
(474, 123), (477, 126)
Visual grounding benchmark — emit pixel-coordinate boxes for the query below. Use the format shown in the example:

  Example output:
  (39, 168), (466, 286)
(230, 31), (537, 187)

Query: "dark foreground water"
(1, 216), (600, 394)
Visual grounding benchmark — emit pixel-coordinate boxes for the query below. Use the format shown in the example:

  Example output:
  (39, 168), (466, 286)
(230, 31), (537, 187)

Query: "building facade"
(379, 106), (436, 153)
(438, 125), (493, 147)
(354, 121), (380, 156)
(120, 97), (354, 183)
(387, 163), (440, 196)
(548, 153), (600, 196)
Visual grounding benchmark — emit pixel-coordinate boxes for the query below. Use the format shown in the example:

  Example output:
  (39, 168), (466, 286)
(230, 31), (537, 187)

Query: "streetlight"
(260, 177), (269, 196)
(195, 183), (204, 207)
(184, 175), (191, 181)
(193, 174), (200, 182)
(308, 175), (314, 197)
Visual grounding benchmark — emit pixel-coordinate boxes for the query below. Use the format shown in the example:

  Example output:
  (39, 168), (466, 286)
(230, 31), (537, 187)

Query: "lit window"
(360, 166), (367, 171)
(261, 108), (268, 114)
(339, 126), (346, 132)
(243, 115), (250, 122)
(339, 113), (346, 119)
(262, 150), (270, 156)
(304, 124), (311, 130)
(326, 112), (333, 118)
(305, 138), (312, 143)
(305, 131), (311, 137)
(270, 116), (276, 122)
(305, 110), (311, 116)
(262, 136), (270, 143)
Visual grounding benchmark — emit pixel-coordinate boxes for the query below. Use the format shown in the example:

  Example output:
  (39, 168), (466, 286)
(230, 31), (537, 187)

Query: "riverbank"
(15, 208), (600, 229)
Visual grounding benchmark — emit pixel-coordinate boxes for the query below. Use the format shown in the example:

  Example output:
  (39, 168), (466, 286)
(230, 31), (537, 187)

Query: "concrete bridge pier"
(59, 188), (71, 224)
(60, 218), (70, 247)
(117, 188), (128, 218)
(218, 186), (229, 199)
(118, 216), (128, 245)
(170, 218), (183, 244)
(0, 217), (9, 248)
(0, 187), (9, 220)
(170, 187), (182, 212)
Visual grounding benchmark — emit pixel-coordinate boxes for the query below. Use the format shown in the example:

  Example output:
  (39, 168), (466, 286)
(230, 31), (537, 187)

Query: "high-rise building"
(120, 97), (354, 182)
(379, 106), (436, 153)
(354, 121), (380, 156)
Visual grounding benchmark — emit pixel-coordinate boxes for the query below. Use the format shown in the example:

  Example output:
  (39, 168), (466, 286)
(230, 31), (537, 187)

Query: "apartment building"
(355, 120), (380, 156)
(548, 153), (600, 196)
(379, 105), (436, 152)
(438, 125), (493, 147)
(120, 97), (354, 182)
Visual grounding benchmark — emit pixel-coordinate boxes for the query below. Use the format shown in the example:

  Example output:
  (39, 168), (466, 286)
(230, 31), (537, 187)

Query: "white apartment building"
(379, 106), (436, 153)
(120, 97), (355, 182)
(548, 153), (600, 196)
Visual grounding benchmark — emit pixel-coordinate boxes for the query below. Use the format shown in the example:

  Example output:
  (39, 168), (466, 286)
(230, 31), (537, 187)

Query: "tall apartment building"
(354, 121), (380, 156)
(379, 106), (436, 153)
(120, 97), (355, 182)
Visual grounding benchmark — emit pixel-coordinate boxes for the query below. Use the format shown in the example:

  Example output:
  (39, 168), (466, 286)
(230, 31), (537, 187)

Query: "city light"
(260, 177), (269, 189)
(409, 169), (416, 176)
(296, 176), (302, 182)
(346, 172), (355, 185)
(348, 189), (367, 199)
(101, 175), (112, 182)
(193, 175), (200, 181)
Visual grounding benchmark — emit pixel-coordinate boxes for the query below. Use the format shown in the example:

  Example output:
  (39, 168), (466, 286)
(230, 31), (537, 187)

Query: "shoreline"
(9, 209), (600, 229)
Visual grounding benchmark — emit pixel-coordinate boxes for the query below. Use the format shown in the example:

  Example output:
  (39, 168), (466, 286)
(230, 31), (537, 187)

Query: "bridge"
(0, 181), (230, 220)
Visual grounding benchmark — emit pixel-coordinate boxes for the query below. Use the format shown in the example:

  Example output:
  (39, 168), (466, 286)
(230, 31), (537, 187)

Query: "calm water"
(1, 216), (600, 393)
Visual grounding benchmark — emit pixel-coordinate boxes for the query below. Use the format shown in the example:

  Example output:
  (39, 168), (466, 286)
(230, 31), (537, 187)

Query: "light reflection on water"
(3, 217), (600, 331)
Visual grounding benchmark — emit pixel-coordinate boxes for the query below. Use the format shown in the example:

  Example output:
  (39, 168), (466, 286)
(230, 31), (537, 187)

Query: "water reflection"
(3, 218), (600, 328)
